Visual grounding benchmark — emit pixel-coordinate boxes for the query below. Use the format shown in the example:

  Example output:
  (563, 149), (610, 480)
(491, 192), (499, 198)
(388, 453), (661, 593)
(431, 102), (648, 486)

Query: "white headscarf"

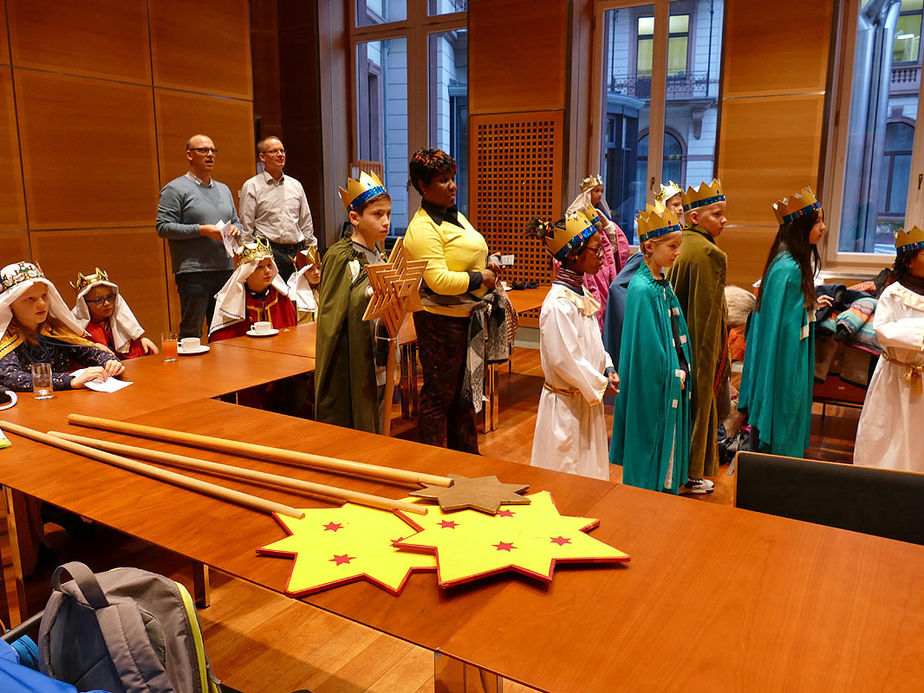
(72, 278), (145, 354)
(0, 262), (87, 338)
(209, 256), (291, 336)
(286, 251), (320, 314)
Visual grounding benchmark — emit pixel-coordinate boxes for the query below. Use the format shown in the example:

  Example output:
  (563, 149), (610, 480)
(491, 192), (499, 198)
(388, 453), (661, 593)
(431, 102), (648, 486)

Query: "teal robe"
(314, 237), (381, 433)
(738, 252), (815, 457)
(610, 262), (693, 493)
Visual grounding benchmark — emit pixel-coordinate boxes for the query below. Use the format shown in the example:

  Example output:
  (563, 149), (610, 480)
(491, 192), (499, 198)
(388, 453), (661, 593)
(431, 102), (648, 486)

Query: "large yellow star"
(257, 503), (437, 596)
(395, 491), (629, 588)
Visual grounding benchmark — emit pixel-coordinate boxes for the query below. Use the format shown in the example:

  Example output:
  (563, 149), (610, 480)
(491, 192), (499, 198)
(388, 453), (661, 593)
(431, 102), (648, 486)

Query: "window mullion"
(646, 0), (670, 198)
(903, 76), (924, 228)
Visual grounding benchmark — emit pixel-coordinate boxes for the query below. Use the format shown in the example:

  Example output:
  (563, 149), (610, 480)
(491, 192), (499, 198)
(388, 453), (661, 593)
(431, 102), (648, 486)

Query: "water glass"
(31, 363), (53, 400)
(162, 332), (178, 362)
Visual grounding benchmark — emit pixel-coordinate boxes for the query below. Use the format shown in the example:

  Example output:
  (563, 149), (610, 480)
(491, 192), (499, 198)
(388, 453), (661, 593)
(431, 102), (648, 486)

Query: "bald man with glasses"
(156, 134), (242, 339)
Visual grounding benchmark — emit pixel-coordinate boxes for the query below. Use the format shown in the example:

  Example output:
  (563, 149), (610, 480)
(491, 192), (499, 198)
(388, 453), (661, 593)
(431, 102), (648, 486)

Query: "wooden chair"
(734, 452), (924, 545)
(350, 160), (384, 181)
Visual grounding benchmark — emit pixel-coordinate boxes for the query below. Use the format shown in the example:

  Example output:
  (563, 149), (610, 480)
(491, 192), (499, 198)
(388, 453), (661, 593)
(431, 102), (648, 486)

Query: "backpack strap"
(51, 562), (109, 609)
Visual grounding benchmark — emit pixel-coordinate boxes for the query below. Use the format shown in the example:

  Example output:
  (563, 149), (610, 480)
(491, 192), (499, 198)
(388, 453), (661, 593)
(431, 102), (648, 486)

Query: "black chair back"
(734, 452), (924, 545)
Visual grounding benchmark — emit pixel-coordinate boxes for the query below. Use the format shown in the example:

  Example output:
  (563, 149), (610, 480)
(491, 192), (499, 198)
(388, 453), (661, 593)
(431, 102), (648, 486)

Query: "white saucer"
(178, 344), (210, 355)
(246, 328), (279, 338)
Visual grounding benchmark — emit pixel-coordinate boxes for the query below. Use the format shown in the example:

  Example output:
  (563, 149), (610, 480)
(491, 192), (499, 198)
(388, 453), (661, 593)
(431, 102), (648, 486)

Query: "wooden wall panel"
(0, 66), (26, 232)
(31, 229), (171, 339)
(0, 0), (9, 66)
(154, 89), (256, 198)
(469, 0), (567, 114)
(7, 0), (151, 84)
(718, 95), (826, 228)
(150, 0), (252, 100)
(15, 71), (159, 230)
(717, 226), (776, 289)
(0, 231), (30, 264)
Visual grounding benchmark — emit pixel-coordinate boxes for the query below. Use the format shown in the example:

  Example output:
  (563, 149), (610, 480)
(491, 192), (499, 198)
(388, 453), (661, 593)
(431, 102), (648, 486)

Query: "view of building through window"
(840, 0), (922, 254)
(600, 0), (724, 243)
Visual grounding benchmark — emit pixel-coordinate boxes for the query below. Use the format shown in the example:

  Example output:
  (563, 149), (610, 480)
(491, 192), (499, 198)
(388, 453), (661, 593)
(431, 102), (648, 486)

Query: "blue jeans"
(175, 270), (232, 339)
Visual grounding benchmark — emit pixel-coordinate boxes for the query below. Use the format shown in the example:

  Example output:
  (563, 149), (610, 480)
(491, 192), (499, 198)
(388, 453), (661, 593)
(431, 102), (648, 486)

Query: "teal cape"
(314, 236), (381, 433)
(610, 262), (692, 493)
(738, 252), (814, 456)
(602, 251), (644, 370)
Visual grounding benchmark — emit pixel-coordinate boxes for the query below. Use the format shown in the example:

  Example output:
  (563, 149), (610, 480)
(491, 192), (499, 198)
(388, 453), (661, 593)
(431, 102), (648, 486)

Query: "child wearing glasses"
(71, 268), (159, 359)
(525, 211), (620, 481)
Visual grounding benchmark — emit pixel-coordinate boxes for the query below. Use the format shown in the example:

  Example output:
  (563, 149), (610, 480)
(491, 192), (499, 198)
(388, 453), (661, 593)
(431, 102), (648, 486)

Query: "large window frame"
(349, 0), (467, 226)
(824, 0), (924, 270)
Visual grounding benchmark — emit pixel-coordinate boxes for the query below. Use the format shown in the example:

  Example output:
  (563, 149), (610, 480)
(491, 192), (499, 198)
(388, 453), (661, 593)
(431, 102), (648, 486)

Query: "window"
(894, 0), (923, 64)
(883, 121), (914, 216)
(351, 2), (468, 235)
(595, 0), (724, 241)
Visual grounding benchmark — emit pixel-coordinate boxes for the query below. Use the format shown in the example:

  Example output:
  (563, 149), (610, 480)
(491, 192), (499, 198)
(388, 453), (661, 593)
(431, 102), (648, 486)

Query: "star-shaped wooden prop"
(362, 238), (427, 338)
(396, 491), (629, 588)
(409, 473), (531, 514)
(257, 502), (436, 596)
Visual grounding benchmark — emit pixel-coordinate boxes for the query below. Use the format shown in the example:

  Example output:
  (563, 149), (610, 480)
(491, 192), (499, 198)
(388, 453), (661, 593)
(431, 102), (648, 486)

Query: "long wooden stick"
(1, 422), (304, 519)
(49, 431), (427, 516)
(67, 414), (452, 487)
(381, 339), (397, 437)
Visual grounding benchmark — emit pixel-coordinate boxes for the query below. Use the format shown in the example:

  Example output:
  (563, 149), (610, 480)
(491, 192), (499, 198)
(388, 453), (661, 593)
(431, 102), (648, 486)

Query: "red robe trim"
(210, 287), (298, 342)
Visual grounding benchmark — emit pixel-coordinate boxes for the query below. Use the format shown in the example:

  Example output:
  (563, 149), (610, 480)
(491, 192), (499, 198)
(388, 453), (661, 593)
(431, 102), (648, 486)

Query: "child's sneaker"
(681, 477), (715, 494)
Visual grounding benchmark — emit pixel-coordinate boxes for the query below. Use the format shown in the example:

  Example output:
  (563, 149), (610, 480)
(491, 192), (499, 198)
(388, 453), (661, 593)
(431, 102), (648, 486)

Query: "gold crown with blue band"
(896, 226), (924, 257)
(537, 210), (598, 261)
(70, 267), (111, 295)
(638, 203), (682, 243)
(582, 204), (602, 227)
(1, 261), (44, 293)
(338, 171), (387, 212)
(233, 239), (274, 269)
(655, 181), (683, 204)
(681, 178), (725, 212)
(580, 175), (604, 193)
(772, 187), (821, 225)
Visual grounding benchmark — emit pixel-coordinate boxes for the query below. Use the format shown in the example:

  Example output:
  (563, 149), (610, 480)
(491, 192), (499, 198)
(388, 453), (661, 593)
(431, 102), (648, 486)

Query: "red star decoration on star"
(493, 541), (516, 552)
(550, 536), (572, 546)
(323, 522), (343, 532)
(330, 554), (355, 566)
(439, 520), (459, 529)
(497, 509), (515, 517)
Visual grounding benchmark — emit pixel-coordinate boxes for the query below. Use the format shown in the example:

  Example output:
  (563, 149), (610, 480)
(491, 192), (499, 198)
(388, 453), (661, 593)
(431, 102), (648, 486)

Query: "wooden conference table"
(2, 396), (923, 691)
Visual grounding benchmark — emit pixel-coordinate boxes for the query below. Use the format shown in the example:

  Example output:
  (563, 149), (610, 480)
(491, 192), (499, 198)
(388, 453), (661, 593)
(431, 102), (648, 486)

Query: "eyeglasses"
(188, 147), (218, 154)
(584, 245), (605, 258)
(263, 148), (285, 156)
(85, 293), (117, 306)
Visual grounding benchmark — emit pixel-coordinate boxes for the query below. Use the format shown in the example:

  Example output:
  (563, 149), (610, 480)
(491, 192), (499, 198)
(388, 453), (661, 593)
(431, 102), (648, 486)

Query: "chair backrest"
(734, 452), (924, 545)
(350, 160), (384, 182)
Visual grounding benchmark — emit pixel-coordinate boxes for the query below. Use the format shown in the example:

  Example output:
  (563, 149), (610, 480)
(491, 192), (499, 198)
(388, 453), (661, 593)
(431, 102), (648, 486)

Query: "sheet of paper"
(217, 219), (237, 257)
(70, 369), (134, 393)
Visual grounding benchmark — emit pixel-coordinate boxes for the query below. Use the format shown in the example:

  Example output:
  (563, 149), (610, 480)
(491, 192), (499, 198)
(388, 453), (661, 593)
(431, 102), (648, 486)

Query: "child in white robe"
(526, 211), (620, 480)
(854, 227), (924, 472)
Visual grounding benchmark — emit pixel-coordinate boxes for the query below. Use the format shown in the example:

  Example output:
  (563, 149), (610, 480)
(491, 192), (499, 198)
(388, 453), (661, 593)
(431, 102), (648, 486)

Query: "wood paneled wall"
(716, 0), (835, 287)
(0, 0), (255, 339)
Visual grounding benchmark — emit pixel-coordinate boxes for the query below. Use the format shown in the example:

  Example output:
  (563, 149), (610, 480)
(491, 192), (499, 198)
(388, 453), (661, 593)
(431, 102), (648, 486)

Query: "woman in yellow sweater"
(404, 148), (501, 453)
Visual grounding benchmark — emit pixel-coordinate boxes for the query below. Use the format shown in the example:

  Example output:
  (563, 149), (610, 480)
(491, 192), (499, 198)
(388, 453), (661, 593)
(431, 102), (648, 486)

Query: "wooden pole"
(1, 422), (304, 519)
(381, 337), (397, 437)
(49, 431), (427, 516)
(66, 413), (452, 487)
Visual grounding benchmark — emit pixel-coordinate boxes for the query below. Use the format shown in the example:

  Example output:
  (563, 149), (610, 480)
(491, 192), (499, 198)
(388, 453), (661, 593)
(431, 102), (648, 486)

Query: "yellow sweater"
(404, 206), (489, 317)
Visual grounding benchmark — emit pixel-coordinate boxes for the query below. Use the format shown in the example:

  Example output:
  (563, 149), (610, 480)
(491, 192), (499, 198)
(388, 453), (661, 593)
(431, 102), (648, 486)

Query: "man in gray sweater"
(156, 134), (242, 338)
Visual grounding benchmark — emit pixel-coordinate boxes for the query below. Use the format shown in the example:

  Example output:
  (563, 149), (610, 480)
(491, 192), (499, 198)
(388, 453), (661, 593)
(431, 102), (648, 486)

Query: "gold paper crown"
(655, 181), (683, 203)
(233, 239), (274, 269)
(540, 210), (597, 261)
(302, 245), (321, 268)
(580, 175), (604, 193)
(338, 171), (387, 211)
(771, 187), (820, 225)
(70, 267), (111, 295)
(681, 178), (726, 212)
(1, 261), (45, 293)
(895, 226), (924, 257)
(638, 202), (682, 243)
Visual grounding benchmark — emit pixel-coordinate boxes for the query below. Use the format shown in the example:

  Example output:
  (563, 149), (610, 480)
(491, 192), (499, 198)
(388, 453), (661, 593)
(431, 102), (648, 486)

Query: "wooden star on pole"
(363, 239), (428, 337)
(409, 473), (531, 514)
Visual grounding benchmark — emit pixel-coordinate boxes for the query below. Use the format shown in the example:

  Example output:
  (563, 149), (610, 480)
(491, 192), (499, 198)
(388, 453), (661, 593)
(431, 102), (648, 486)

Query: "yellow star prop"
(257, 503), (437, 596)
(396, 491), (629, 588)
(363, 239), (427, 337)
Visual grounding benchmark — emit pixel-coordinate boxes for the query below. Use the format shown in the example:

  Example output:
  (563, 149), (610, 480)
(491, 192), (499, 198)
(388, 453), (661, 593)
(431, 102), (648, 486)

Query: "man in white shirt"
(239, 136), (317, 280)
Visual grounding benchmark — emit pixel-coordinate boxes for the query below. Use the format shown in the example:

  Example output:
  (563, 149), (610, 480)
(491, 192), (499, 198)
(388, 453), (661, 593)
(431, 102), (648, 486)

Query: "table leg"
(410, 343), (420, 417)
(400, 343), (411, 419)
(193, 562), (211, 608)
(481, 363), (498, 433)
(0, 487), (31, 627)
(434, 651), (503, 692)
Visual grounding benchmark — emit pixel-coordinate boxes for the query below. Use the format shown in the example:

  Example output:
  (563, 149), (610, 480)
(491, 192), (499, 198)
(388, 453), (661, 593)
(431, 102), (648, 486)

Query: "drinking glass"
(31, 363), (53, 400)
(162, 332), (178, 362)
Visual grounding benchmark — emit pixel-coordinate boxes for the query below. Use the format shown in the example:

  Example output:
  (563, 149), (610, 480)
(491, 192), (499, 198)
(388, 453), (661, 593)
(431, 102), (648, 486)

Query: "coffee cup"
(253, 321), (273, 334)
(180, 337), (201, 352)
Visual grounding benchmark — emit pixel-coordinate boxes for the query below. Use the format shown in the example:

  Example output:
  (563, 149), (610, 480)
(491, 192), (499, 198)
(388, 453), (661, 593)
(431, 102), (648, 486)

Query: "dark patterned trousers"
(414, 310), (479, 454)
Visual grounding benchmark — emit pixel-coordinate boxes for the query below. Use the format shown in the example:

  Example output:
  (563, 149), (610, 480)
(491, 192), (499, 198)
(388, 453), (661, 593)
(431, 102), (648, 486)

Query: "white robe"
(530, 284), (613, 480)
(853, 283), (924, 472)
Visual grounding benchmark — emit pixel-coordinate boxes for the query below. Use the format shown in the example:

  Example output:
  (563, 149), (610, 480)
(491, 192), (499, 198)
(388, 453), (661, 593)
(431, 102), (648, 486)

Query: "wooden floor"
(1, 347), (861, 692)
